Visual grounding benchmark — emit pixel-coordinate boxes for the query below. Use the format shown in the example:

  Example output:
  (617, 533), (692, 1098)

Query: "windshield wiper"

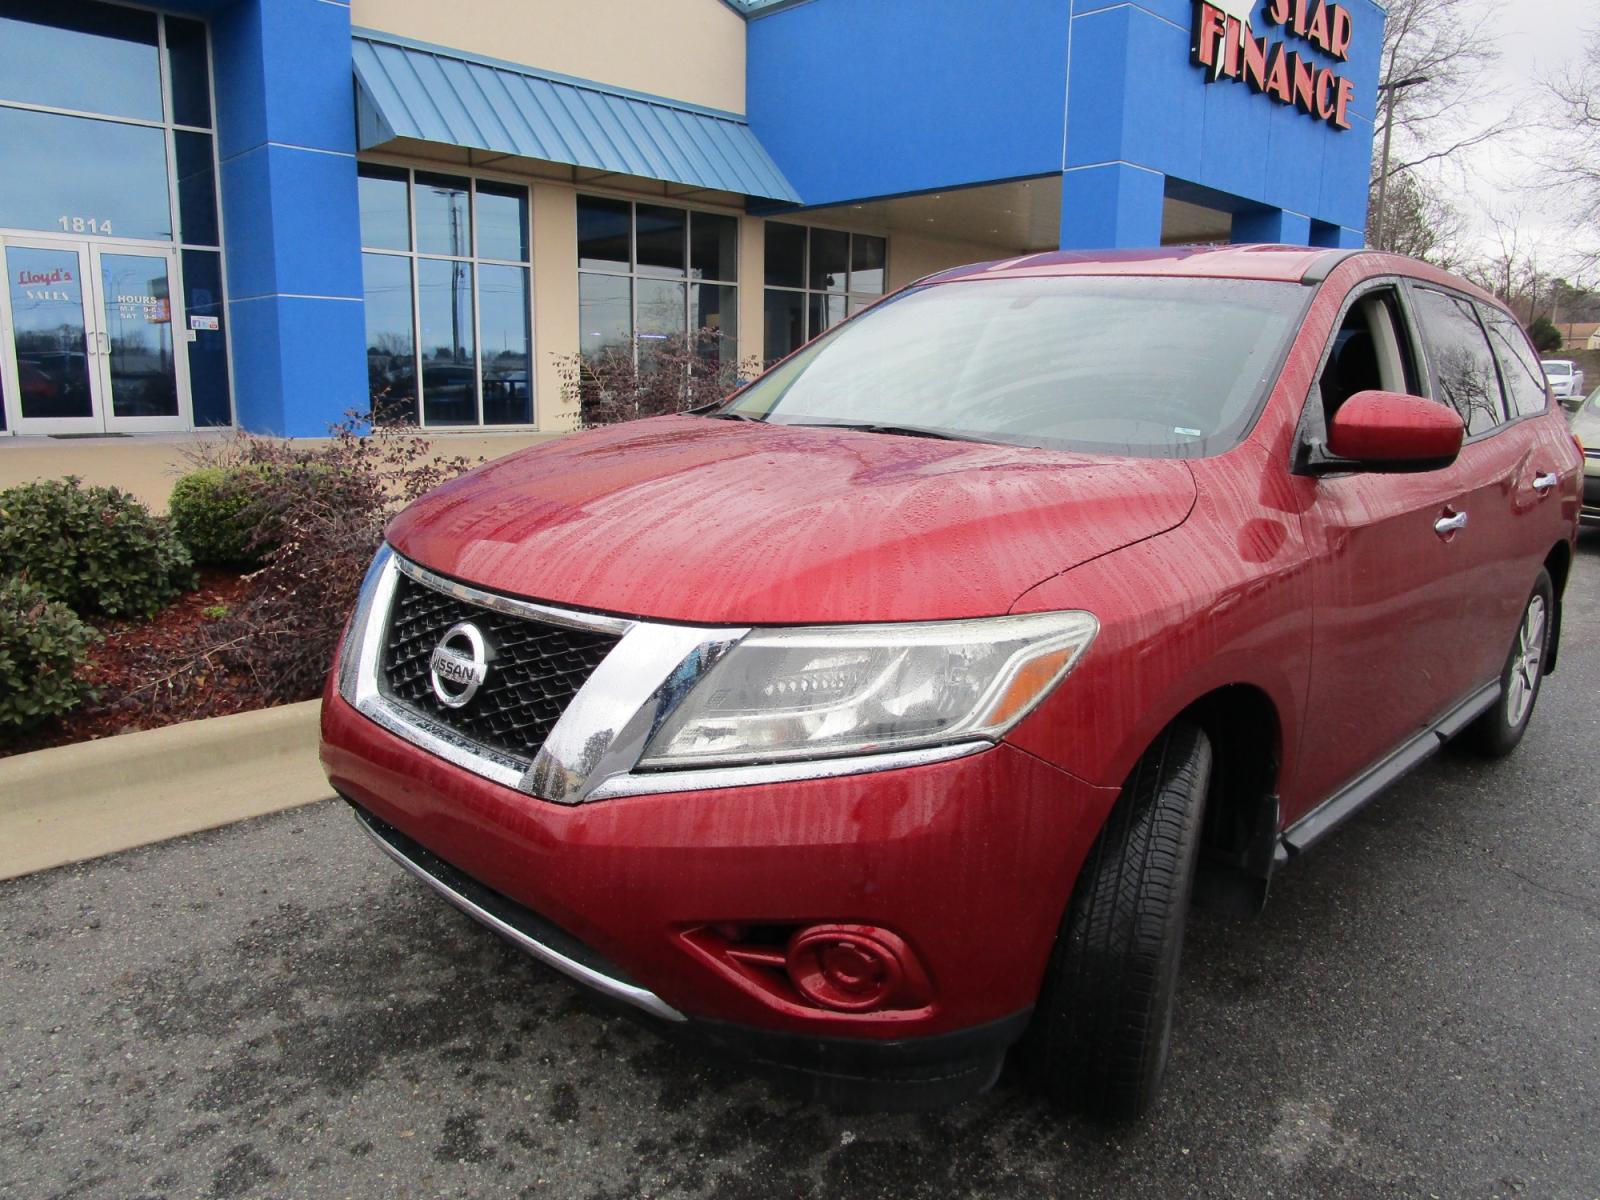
(704, 409), (763, 421)
(781, 421), (994, 444)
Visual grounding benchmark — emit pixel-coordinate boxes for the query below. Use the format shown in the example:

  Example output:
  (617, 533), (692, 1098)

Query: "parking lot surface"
(4, 538), (1598, 1200)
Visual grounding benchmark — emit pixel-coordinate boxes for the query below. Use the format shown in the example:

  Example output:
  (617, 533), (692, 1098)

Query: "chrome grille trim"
(341, 547), (994, 803)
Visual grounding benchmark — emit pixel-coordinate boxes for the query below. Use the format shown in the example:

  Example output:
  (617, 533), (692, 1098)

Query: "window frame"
(358, 158), (536, 429)
(762, 221), (889, 362)
(575, 192), (741, 367)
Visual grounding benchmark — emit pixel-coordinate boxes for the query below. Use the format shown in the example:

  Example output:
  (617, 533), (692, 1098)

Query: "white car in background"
(1541, 359), (1584, 403)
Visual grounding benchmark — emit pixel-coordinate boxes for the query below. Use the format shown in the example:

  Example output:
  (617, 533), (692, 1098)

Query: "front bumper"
(321, 685), (1118, 1105)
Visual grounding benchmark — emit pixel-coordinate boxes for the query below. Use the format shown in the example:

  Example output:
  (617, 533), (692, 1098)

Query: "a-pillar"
(212, 0), (366, 436)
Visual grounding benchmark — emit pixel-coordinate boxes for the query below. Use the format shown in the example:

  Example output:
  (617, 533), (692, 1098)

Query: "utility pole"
(1372, 74), (1431, 251)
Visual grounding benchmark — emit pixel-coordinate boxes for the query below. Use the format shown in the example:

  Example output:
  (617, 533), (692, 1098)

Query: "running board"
(1278, 681), (1501, 861)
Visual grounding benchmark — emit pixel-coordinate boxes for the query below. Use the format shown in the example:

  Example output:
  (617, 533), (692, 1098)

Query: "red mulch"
(4, 568), (279, 759)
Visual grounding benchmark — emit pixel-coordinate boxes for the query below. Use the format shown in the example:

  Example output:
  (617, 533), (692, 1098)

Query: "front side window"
(763, 223), (886, 362)
(1482, 309), (1548, 418)
(724, 275), (1304, 459)
(576, 196), (739, 367)
(1410, 287), (1507, 437)
(358, 165), (533, 427)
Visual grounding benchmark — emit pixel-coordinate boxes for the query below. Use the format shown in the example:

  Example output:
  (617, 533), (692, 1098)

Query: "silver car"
(1571, 385), (1600, 527)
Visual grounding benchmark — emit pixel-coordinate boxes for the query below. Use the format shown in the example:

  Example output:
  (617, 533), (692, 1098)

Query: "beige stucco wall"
(886, 231), (1013, 290)
(531, 182), (581, 430)
(351, 0), (748, 114)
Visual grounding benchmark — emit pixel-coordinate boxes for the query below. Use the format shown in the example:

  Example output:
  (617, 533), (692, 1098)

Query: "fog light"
(785, 925), (926, 1013)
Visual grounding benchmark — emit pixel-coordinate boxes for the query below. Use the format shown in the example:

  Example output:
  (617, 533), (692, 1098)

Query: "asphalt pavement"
(4, 537), (1598, 1200)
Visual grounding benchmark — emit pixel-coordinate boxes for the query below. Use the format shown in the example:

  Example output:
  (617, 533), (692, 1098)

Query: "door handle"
(1532, 472), (1558, 493)
(1434, 511), (1468, 537)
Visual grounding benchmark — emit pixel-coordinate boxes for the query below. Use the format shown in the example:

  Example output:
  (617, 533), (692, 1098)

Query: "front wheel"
(1464, 569), (1554, 758)
(1022, 722), (1212, 1120)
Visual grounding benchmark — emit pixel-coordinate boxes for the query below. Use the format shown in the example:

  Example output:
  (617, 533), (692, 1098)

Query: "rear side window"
(1410, 287), (1507, 437)
(1482, 309), (1549, 418)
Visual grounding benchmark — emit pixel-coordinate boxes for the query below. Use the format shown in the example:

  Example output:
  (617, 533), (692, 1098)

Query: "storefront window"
(358, 164), (534, 426)
(0, 0), (162, 122)
(0, 3), (230, 430)
(763, 223), (886, 362)
(576, 196), (739, 365)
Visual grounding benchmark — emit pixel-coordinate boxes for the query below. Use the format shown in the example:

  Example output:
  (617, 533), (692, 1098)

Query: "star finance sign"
(1190, 0), (1359, 131)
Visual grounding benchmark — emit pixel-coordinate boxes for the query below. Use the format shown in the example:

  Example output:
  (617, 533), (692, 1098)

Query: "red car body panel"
(323, 246), (1583, 1087)
(322, 683), (1119, 1036)
(386, 418), (1196, 624)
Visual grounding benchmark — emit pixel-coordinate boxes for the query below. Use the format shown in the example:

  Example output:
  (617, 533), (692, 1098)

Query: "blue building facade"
(0, 0), (1383, 439)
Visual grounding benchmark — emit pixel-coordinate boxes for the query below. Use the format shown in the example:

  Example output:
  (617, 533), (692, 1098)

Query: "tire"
(1465, 569), (1554, 758)
(1023, 722), (1212, 1120)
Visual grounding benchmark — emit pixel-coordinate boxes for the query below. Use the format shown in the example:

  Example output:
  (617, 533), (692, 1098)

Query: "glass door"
(0, 237), (189, 434)
(91, 245), (186, 432)
(1, 239), (99, 434)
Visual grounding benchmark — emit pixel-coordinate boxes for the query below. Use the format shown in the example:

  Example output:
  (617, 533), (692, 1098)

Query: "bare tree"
(1544, 31), (1600, 269)
(1369, 0), (1517, 248)
(1368, 168), (1468, 267)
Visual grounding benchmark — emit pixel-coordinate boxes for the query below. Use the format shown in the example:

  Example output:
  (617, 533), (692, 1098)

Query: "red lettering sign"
(1191, 0), (1357, 130)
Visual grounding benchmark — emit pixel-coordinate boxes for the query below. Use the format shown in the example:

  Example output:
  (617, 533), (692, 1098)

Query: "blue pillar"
(212, 0), (366, 436)
(1233, 207), (1312, 246)
(1060, 164), (1166, 250)
(1311, 219), (1365, 249)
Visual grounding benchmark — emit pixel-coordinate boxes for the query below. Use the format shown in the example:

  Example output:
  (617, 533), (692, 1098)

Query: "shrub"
(556, 328), (756, 429)
(168, 466), (272, 566)
(0, 578), (100, 732)
(0, 478), (196, 618)
(146, 414), (481, 710)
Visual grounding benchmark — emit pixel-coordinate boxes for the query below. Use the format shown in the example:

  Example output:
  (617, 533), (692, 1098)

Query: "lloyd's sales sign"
(1191, 0), (1359, 131)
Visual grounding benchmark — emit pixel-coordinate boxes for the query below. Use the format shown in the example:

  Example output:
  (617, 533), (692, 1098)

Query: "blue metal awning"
(351, 33), (800, 203)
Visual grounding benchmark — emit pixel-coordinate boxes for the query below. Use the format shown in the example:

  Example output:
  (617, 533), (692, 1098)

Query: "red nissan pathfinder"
(321, 246), (1582, 1118)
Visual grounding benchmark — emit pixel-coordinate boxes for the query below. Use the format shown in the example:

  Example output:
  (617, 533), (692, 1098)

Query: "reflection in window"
(361, 252), (417, 424)
(763, 223), (887, 361)
(479, 266), (530, 425)
(358, 166), (410, 251)
(356, 165), (534, 426)
(1411, 288), (1507, 437)
(419, 258), (476, 426)
(577, 195), (740, 366)
(1482, 310), (1548, 418)
(415, 173), (472, 258)
(0, 0), (161, 122)
(0, 106), (171, 240)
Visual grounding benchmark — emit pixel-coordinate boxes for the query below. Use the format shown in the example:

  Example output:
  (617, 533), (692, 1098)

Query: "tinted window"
(418, 258), (475, 424)
(479, 265), (530, 424)
(174, 130), (218, 246)
(358, 165), (410, 251)
(764, 223), (805, 288)
(635, 205), (686, 278)
(414, 173), (471, 258)
(0, 0), (161, 121)
(1411, 287), (1506, 437)
(726, 276), (1303, 458)
(0, 106), (170, 239)
(475, 181), (528, 262)
(690, 212), (737, 282)
(362, 252), (417, 424)
(1482, 310), (1548, 418)
(578, 196), (630, 272)
(164, 15), (212, 128)
(182, 249), (230, 426)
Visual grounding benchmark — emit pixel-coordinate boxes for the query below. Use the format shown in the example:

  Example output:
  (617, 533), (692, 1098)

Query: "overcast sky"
(1440, 0), (1596, 277)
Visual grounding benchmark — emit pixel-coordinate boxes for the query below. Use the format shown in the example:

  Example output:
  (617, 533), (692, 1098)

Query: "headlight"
(336, 542), (395, 703)
(638, 611), (1098, 769)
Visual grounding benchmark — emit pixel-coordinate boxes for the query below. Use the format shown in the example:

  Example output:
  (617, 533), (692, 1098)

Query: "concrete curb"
(0, 700), (330, 881)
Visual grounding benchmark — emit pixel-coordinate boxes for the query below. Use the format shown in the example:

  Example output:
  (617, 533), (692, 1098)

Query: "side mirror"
(1318, 390), (1465, 473)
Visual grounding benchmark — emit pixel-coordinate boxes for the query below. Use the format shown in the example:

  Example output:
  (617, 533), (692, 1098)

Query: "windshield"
(1544, 362), (1572, 375)
(721, 275), (1306, 458)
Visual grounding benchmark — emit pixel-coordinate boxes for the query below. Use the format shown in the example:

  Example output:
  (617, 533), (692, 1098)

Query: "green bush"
(0, 577), (100, 731)
(0, 478), (196, 618)
(168, 466), (269, 566)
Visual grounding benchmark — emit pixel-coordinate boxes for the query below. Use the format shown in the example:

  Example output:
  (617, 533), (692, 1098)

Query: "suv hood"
(387, 415), (1197, 624)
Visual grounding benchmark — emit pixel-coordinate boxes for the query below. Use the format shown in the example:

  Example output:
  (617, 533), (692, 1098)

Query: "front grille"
(379, 572), (621, 761)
